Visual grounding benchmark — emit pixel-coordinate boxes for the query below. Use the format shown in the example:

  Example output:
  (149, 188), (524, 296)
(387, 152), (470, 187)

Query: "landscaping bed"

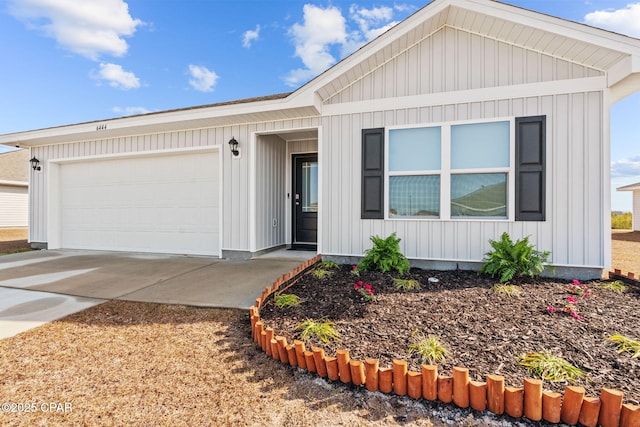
(259, 265), (640, 404)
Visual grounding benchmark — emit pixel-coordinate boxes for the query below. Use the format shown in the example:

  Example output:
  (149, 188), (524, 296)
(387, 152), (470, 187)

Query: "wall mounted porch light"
(30, 156), (41, 171)
(228, 137), (240, 157)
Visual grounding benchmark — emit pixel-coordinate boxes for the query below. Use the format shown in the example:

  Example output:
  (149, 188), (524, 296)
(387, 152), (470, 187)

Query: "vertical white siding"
(325, 27), (603, 105)
(634, 191), (640, 231)
(320, 90), (606, 268)
(254, 134), (286, 251)
(30, 118), (323, 252)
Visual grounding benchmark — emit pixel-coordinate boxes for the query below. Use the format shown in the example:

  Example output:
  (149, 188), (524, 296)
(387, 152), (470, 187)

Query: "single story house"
(617, 182), (640, 231)
(2, 0), (640, 279)
(0, 149), (29, 228)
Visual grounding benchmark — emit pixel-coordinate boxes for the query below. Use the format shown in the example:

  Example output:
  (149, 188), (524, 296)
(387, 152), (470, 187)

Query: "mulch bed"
(259, 265), (640, 404)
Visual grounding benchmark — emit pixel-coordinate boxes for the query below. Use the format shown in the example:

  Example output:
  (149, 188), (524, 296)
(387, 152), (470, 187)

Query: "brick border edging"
(249, 257), (640, 427)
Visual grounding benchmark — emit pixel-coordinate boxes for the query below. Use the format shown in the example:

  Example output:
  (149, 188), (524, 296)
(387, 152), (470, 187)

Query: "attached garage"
(50, 149), (220, 256)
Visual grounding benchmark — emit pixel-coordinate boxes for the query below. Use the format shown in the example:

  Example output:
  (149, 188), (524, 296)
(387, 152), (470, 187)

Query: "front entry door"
(292, 154), (318, 249)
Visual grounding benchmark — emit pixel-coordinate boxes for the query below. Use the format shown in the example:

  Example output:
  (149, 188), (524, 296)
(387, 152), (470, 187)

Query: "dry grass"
(611, 230), (640, 275)
(0, 228), (27, 241)
(0, 301), (440, 427)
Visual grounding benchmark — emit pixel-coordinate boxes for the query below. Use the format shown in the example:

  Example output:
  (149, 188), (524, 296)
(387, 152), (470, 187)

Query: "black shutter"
(361, 128), (385, 219)
(515, 116), (546, 221)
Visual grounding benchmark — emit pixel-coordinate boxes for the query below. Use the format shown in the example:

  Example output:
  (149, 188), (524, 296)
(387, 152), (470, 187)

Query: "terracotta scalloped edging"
(249, 257), (640, 427)
(609, 270), (640, 286)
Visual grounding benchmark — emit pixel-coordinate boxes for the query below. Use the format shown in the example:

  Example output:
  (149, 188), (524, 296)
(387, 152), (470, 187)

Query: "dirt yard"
(611, 229), (640, 275)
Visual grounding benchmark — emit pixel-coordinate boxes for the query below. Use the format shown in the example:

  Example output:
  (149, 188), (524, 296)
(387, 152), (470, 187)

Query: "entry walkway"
(0, 249), (315, 338)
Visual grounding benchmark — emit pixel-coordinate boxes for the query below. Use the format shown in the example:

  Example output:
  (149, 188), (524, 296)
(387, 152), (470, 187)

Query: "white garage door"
(59, 151), (219, 256)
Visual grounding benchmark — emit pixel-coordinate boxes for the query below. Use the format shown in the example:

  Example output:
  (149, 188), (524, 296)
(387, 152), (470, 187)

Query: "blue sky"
(0, 0), (639, 210)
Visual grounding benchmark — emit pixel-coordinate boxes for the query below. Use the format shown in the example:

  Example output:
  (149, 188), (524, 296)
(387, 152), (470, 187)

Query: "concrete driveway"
(0, 249), (313, 338)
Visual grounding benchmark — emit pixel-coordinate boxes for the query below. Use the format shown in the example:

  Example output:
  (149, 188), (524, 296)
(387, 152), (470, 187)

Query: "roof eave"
(0, 93), (319, 147)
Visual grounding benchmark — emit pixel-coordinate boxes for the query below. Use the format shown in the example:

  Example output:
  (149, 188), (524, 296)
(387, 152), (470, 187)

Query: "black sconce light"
(228, 137), (239, 157)
(30, 156), (41, 171)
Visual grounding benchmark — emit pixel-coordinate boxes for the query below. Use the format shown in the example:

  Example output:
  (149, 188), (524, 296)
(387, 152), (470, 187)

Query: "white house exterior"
(0, 149), (29, 228)
(617, 182), (640, 231)
(1, 0), (640, 279)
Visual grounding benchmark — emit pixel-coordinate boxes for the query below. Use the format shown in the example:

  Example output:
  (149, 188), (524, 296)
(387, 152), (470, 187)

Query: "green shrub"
(274, 293), (302, 309)
(606, 335), (640, 358)
(312, 268), (334, 279)
(296, 319), (339, 343)
(598, 280), (627, 293)
(358, 233), (410, 275)
(480, 232), (550, 283)
(611, 212), (632, 229)
(393, 278), (421, 291)
(492, 283), (523, 297)
(316, 260), (339, 269)
(407, 331), (449, 364)
(517, 351), (584, 382)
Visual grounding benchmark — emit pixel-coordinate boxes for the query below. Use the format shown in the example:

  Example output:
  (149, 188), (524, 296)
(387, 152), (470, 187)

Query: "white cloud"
(612, 155), (640, 177)
(243, 25), (260, 48)
(285, 4), (347, 87)
(584, 3), (640, 37)
(8, 0), (143, 60)
(93, 63), (141, 89)
(188, 65), (219, 92)
(284, 3), (408, 87)
(112, 106), (151, 116)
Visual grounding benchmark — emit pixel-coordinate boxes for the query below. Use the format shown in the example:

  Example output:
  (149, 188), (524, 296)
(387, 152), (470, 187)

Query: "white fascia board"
(608, 55), (640, 87)
(323, 76), (606, 116)
(617, 182), (640, 191)
(459, 0), (640, 56)
(0, 95), (318, 147)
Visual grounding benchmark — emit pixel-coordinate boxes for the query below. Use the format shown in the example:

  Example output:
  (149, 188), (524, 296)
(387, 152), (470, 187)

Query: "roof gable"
(298, 0), (640, 104)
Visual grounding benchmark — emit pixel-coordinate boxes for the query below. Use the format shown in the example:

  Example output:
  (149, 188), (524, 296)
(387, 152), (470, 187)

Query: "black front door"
(292, 154), (318, 249)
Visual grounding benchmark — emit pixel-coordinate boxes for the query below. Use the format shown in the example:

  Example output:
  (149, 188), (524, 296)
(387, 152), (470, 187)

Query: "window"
(387, 120), (511, 220)
(388, 127), (441, 217)
(361, 116), (545, 222)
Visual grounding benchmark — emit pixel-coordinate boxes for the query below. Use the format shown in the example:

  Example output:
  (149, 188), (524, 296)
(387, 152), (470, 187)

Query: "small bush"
(611, 212), (632, 229)
(274, 293), (301, 309)
(358, 233), (410, 275)
(598, 280), (627, 293)
(480, 232), (551, 283)
(606, 335), (640, 358)
(492, 284), (523, 297)
(312, 269), (334, 279)
(296, 319), (339, 343)
(316, 260), (339, 269)
(393, 278), (421, 291)
(407, 331), (449, 365)
(517, 350), (584, 382)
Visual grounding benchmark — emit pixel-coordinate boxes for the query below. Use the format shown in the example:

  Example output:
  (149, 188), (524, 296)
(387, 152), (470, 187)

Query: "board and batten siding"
(253, 134), (286, 252)
(320, 91), (606, 270)
(29, 117), (322, 252)
(324, 26), (603, 105)
(634, 191), (640, 231)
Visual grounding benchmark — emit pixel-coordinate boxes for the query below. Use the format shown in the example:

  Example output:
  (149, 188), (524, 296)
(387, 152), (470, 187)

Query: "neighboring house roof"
(617, 182), (640, 191)
(1, 0), (640, 147)
(0, 149), (29, 186)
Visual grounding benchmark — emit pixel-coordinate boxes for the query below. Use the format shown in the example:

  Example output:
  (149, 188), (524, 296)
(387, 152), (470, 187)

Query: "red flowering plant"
(547, 280), (592, 321)
(354, 281), (377, 302)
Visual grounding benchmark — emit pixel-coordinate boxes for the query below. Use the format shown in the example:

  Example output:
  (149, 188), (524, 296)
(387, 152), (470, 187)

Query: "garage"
(56, 150), (220, 256)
